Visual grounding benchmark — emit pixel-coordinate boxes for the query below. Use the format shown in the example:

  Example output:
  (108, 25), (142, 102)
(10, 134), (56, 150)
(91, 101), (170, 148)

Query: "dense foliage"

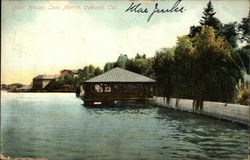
(55, 0), (248, 107)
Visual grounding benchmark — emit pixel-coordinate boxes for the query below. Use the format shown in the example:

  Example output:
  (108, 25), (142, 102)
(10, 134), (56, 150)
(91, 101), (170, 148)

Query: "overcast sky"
(1, 0), (249, 84)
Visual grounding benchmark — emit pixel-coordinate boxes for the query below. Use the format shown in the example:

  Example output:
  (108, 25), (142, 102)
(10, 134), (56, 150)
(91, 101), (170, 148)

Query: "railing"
(84, 91), (153, 101)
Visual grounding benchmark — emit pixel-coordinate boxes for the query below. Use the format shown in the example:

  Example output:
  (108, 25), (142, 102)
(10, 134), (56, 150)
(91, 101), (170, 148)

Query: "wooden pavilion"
(79, 67), (156, 106)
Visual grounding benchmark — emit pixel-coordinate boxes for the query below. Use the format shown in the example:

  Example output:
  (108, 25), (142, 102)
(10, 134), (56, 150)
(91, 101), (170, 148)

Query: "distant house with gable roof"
(32, 74), (59, 91)
(60, 69), (78, 78)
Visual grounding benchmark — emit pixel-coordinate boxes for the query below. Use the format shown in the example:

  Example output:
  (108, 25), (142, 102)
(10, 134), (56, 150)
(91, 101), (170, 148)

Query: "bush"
(236, 81), (250, 105)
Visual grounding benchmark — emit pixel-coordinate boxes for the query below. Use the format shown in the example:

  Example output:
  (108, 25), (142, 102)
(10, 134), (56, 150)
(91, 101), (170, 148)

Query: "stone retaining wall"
(0, 154), (48, 160)
(149, 97), (250, 126)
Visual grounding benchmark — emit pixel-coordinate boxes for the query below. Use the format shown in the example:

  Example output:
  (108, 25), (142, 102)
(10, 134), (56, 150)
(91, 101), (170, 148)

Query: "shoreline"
(0, 154), (48, 160)
(149, 97), (250, 126)
(1, 90), (75, 93)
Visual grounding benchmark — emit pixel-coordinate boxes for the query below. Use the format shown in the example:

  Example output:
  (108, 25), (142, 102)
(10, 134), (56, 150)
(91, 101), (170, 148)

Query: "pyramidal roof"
(85, 67), (156, 83)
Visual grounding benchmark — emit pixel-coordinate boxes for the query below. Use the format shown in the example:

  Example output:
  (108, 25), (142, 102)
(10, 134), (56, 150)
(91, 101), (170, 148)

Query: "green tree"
(239, 10), (250, 43)
(104, 62), (115, 72)
(82, 66), (90, 79)
(64, 76), (75, 86)
(192, 26), (243, 110)
(125, 54), (150, 76)
(53, 78), (64, 89)
(94, 67), (103, 76)
(174, 36), (195, 99)
(88, 65), (96, 77)
(200, 0), (222, 31)
(145, 57), (155, 78)
(189, 26), (202, 38)
(114, 54), (128, 69)
(135, 53), (146, 59)
(220, 22), (238, 48)
(237, 45), (250, 74)
(189, 0), (222, 38)
(77, 65), (96, 82)
(152, 48), (175, 104)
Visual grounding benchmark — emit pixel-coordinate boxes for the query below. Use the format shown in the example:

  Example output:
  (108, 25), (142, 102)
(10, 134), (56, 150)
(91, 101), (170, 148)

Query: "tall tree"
(189, 0), (222, 38)
(199, 0), (222, 31)
(114, 54), (128, 69)
(174, 36), (195, 99)
(220, 22), (238, 48)
(192, 26), (243, 110)
(152, 48), (175, 104)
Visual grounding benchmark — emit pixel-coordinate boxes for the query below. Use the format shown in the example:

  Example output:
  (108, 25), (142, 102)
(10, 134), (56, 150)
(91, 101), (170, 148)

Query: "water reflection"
(84, 100), (155, 116)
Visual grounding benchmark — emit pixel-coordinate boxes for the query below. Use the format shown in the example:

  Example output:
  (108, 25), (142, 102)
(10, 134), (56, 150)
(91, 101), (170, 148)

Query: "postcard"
(1, 0), (249, 160)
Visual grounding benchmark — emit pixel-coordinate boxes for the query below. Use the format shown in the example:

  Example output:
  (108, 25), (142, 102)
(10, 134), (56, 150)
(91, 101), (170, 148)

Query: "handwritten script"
(14, 4), (116, 11)
(125, 0), (185, 22)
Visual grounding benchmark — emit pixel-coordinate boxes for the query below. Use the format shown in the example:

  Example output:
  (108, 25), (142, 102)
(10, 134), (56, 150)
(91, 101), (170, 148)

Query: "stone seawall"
(149, 97), (250, 126)
(0, 154), (48, 160)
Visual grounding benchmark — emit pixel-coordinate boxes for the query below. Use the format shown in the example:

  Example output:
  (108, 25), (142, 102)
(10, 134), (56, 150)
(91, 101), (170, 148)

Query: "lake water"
(1, 92), (249, 160)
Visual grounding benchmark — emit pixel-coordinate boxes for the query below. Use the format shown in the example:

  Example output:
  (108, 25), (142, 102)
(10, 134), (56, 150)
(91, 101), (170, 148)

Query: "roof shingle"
(85, 67), (156, 83)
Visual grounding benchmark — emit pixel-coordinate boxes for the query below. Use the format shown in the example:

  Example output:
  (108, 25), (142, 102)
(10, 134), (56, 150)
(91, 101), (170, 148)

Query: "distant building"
(32, 74), (59, 91)
(7, 83), (24, 91)
(9, 83), (23, 88)
(16, 85), (32, 92)
(60, 69), (78, 78)
(1, 84), (7, 89)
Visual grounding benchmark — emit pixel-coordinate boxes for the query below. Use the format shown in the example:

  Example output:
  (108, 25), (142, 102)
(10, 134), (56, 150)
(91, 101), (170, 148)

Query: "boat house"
(79, 67), (156, 106)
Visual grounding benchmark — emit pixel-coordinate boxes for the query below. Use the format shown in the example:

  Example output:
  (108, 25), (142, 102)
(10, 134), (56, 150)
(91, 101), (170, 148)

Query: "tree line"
(58, 0), (249, 108)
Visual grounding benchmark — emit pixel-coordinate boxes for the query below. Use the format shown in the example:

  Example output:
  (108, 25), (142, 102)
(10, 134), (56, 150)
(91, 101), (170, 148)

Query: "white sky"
(1, 0), (249, 84)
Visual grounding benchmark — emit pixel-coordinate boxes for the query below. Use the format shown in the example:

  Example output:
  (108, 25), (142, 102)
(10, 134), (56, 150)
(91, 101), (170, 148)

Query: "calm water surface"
(1, 92), (249, 160)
